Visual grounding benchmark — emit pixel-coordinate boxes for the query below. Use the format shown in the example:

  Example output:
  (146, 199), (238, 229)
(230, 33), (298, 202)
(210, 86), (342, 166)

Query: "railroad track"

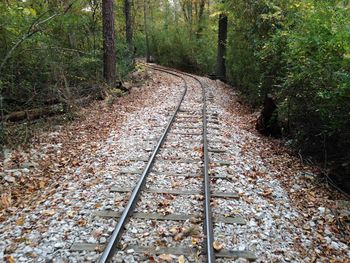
(70, 65), (256, 262)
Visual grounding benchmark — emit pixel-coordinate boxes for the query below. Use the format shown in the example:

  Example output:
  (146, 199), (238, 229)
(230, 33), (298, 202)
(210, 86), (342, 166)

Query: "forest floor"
(0, 66), (349, 262)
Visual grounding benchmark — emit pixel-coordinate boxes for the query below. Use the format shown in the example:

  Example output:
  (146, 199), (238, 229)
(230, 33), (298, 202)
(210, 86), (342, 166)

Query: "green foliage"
(225, 0), (350, 160)
(146, 1), (216, 74)
(0, 0), (133, 117)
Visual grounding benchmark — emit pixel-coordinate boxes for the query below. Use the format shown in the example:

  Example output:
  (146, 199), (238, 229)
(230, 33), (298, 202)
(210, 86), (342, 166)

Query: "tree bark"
(102, 0), (116, 86)
(0, 104), (65, 122)
(143, 0), (150, 62)
(256, 94), (281, 137)
(215, 13), (227, 81)
(197, 0), (205, 36)
(124, 0), (133, 55)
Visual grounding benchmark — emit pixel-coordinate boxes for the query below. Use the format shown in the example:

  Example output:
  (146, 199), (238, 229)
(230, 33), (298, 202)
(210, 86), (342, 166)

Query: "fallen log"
(1, 104), (65, 122)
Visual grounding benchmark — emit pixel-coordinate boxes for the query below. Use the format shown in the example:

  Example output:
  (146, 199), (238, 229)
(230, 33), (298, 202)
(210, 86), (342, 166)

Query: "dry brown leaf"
(5, 255), (16, 263)
(115, 196), (124, 203)
(194, 194), (204, 201)
(190, 216), (201, 223)
(169, 227), (178, 234)
(183, 226), (201, 238)
(42, 210), (55, 216)
(174, 233), (183, 241)
(67, 211), (75, 218)
(262, 189), (273, 197)
(16, 217), (25, 226)
(92, 229), (103, 238)
(213, 240), (224, 251)
(77, 218), (87, 226)
(1, 193), (12, 209)
(39, 181), (45, 188)
(159, 254), (173, 262)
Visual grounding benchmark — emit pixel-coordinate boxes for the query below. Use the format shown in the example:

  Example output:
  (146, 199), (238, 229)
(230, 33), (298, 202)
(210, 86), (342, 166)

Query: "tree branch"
(0, 2), (75, 74)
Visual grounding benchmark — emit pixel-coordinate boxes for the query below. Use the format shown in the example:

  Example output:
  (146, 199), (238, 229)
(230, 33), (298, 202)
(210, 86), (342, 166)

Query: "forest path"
(0, 67), (349, 262)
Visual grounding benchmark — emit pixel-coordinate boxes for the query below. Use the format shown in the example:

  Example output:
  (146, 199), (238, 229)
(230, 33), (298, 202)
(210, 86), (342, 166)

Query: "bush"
(226, 0), (350, 162)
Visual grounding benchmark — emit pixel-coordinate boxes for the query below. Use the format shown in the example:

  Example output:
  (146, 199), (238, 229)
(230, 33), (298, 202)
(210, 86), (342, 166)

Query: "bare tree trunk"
(189, 1), (193, 35)
(215, 13), (227, 81)
(174, 0), (179, 25)
(197, 0), (206, 37)
(124, 0), (133, 55)
(102, 0), (116, 86)
(207, 0), (210, 17)
(143, 0), (150, 62)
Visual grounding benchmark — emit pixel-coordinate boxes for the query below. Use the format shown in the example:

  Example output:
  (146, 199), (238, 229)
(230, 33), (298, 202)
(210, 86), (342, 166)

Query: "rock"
(100, 237), (107, 243)
(330, 241), (340, 250)
(126, 249), (135, 254)
(21, 168), (30, 173)
(236, 259), (249, 263)
(325, 236), (332, 244)
(54, 242), (65, 249)
(238, 245), (246, 250)
(23, 246), (33, 254)
(4, 175), (16, 183)
(318, 207), (326, 215)
(248, 219), (257, 227)
(130, 228), (138, 234)
(292, 184), (301, 191)
(87, 237), (97, 243)
(52, 257), (68, 263)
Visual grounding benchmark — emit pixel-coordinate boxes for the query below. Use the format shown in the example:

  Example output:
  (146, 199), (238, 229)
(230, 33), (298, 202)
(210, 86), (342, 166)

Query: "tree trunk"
(197, 0), (206, 36)
(124, 0), (133, 55)
(256, 94), (281, 137)
(0, 104), (65, 122)
(102, 0), (116, 86)
(143, 0), (150, 62)
(215, 13), (227, 81)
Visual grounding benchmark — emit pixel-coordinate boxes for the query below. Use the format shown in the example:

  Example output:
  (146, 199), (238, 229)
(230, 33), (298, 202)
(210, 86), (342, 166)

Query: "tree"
(215, 13), (227, 80)
(124, 0), (133, 55)
(197, 0), (206, 36)
(102, 0), (116, 85)
(143, 0), (150, 62)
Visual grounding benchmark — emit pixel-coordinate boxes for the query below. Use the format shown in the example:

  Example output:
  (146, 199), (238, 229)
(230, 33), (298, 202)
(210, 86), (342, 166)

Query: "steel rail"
(148, 64), (215, 262)
(99, 66), (188, 263)
(181, 71), (215, 263)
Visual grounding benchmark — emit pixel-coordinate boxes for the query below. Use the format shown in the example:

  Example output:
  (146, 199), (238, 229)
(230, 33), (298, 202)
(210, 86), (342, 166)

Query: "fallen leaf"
(183, 226), (201, 238)
(178, 255), (185, 263)
(262, 189), (273, 197)
(16, 217), (25, 226)
(194, 194), (204, 201)
(159, 254), (173, 262)
(42, 210), (55, 216)
(169, 227), (178, 234)
(174, 233), (183, 241)
(115, 196), (124, 203)
(5, 255), (16, 263)
(191, 237), (199, 245)
(39, 181), (45, 188)
(67, 211), (75, 218)
(213, 240), (224, 251)
(190, 216), (201, 223)
(1, 193), (12, 209)
(77, 218), (87, 226)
